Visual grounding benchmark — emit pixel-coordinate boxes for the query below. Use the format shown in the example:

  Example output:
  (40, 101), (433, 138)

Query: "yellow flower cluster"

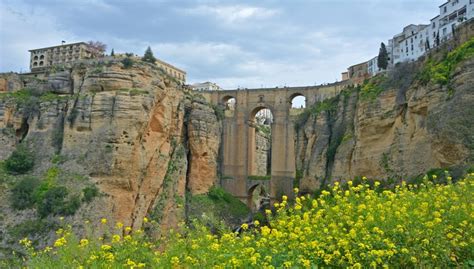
(22, 174), (474, 268)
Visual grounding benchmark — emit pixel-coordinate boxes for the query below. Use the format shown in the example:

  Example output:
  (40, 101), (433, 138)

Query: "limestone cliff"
(0, 58), (221, 253)
(295, 44), (474, 191)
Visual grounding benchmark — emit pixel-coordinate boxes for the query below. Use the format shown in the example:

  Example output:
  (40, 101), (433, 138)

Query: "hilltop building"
(190, 81), (223, 91)
(341, 71), (349, 81)
(343, 0), (474, 82)
(28, 42), (186, 84)
(389, 24), (430, 65)
(367, 55), (384, 77)
(29, 42), (94, 72)
(347, 62), (369, 85)
(390, 0), (474, 65)
(154, 58), (186, 84)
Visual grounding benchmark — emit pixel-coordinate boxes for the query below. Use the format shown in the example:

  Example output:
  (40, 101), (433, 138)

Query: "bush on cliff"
(11, 176), (40, 210)
(4, 144), (34, 174)
(418, 37), (474, 85)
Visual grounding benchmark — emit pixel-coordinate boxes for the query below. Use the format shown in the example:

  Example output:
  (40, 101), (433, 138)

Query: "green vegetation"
(121, 57), (134, 69)
(82, 185), (99, 203)
(187, 186), (250, 228)
(11, 176), (40, 210)
(256, 124), (271, 136)
(418, 37), (474, 86)
(210, 103), (225, 121)
(377, 42), (388, 70)
(37, 186), (80, 218)
(9, 167), (85, 218)
(8, 219), (58, 246)
(247, 175), (271, 181)
(359, 75), (386, 101)
(294, 98), (337, 129)
(18, 174), (474, 268)
(142, 46), (157, 64)
(4, 144), (34, 174)
(380, 152), (394, 174)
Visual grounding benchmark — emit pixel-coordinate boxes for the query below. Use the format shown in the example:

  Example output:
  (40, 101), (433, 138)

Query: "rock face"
(186, 101), (222, 194)
(295, 58), (474, 191)
(0, 60), (221, 251)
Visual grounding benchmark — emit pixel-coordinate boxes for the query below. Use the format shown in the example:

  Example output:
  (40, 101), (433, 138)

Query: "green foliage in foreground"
(15, 174), (474, 268)
(10, 167), (91, 218)
(187, 186), (250, 228)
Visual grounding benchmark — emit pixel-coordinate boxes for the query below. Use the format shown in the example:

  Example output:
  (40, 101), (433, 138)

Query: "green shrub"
(82, 185), (99, 203)
(4, 144), (34, 174)
(359, 76), (386, 101)
(418, 37), (474, 86)
(11, 176), (40, 210)
(208, 186), (231, 202)
(121, 57), (134, 69)
(37, 186), (69, 218)
(8, 219), (57, 243)
(60, 195), (81, 216)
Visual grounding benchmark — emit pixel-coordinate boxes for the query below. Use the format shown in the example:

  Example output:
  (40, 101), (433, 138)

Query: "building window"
(33, 62), (38, 67)
(40, 55), (44, 60)
(432, 22), (436, 28)
(34, 56), (38, 60)
(444, 6), (447, 13)
(39, 61), (44, 66)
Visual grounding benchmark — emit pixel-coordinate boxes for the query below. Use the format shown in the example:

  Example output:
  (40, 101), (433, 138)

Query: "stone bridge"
(201, 82), (348, 202)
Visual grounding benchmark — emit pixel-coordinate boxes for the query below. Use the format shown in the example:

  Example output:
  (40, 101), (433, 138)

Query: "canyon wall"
(0, 59), (221, 252)
(295, 56), (473, 191)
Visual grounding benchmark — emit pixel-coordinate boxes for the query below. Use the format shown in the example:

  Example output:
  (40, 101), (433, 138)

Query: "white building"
(190, 81), (222, 91)
(389, 24), (429, 65)
(388, 0), (474, 66)
(367, 55), (383, 77)
(436, 0), (473, 41)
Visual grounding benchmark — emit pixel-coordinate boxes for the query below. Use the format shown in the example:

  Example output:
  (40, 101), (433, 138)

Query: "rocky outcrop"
(295, 58), (474, 191)
(0, 59), (221, 251)
(186, 101), (221, 194)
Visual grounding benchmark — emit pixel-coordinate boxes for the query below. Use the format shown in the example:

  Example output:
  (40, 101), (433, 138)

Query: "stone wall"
(255, 129), (270, 176)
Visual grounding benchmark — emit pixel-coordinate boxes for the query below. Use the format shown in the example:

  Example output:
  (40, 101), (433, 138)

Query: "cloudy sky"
(0, 0), (444, 89)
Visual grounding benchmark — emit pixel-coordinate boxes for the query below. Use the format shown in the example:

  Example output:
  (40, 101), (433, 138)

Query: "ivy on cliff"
(418, 37), (474, 86)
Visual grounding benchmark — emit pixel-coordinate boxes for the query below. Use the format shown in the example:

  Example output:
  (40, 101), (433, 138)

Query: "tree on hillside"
(142, 46), (156, 64)
(377, 42), (388, 70)
(110, 48), (115, 56)
(87, 41), (107, 58)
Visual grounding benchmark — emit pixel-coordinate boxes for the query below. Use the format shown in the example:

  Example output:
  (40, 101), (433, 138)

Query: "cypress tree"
(377, 42), (388, 70)
(142, 46), (156, 64)
(111, 48), (115, 56)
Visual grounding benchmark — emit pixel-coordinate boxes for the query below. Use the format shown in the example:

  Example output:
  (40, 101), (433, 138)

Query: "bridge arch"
(289, 92), (307, 109)
(222, 95), (236, 110)
(247, 183), (268, 211)
(247, 106), (273, 177)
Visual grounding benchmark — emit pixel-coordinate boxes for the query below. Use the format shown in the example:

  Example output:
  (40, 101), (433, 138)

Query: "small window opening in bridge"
(248, 107), (273, 178)
(291, 95), (306, 109)
(222, 96), (236, 111)
(247, 184), (269, 212)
